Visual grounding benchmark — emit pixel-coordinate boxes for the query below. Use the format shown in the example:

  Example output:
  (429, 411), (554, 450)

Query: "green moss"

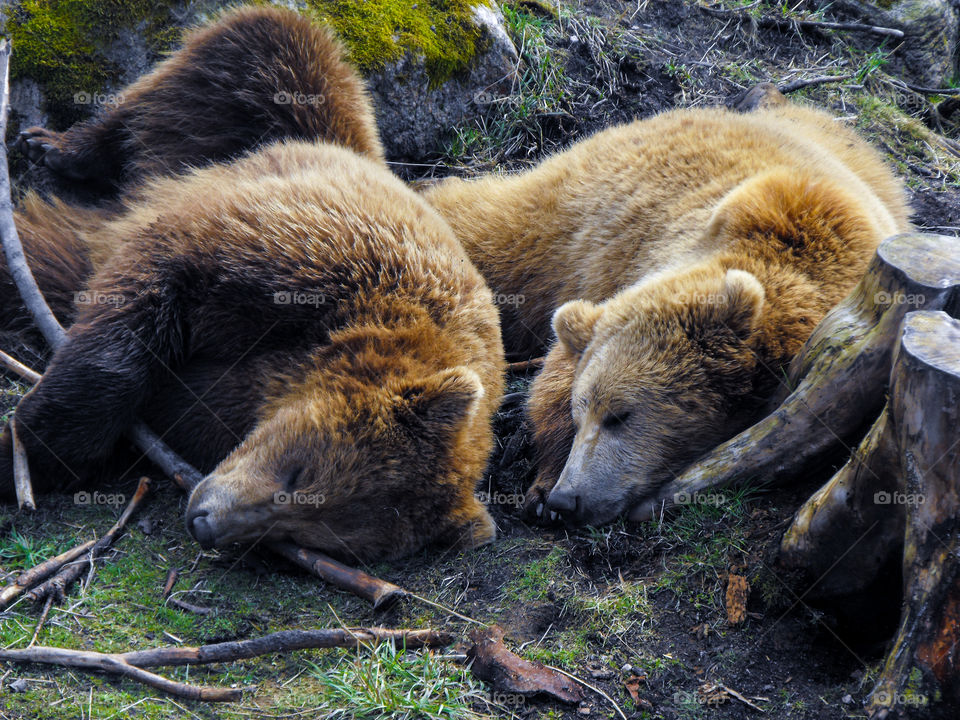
(303, 0), (491, 85)
(5, 0), (182, 128)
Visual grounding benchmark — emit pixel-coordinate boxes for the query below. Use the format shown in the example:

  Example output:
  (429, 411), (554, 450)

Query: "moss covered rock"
(4, 0), (517, 162)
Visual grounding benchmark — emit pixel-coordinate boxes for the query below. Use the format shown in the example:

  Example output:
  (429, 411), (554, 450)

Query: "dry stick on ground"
(25, 477), (151, 604)
(630, 233), (960, 520)
(698, 4), (904, 39)
(0, 350), (40, 384)
(865, 312), (960, 717)
(0, 628), (453, 702)
(0, 539), (95, 609)
(8, 417), (34, 511)
(0, 39), (403, 609)
(506, 357), (545, 373)
(779, 74), (854, 94)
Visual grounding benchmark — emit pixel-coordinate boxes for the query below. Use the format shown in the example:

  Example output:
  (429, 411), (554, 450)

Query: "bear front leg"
(523, 342), (578, 524)
(0, 290), (183, 497)
(17, 120), (126, 186)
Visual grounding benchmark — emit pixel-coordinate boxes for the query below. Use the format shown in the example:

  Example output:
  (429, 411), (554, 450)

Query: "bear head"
(545, 265), (767, 526)
(185, 360), (496, 562)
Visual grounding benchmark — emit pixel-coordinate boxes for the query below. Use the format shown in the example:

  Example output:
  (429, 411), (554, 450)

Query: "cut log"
(777, 407), (904, 598)
(866, 311), (960, 717)
(630, 233), (960, 521)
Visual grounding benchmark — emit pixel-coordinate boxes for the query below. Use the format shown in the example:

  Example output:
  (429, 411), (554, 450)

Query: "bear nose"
(186, 508), (216, 549)
(546, 488), (579, 514)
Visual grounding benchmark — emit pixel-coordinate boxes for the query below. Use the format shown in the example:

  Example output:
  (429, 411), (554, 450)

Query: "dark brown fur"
(1, 7), (503, 562)
(18, 5), (383, 194)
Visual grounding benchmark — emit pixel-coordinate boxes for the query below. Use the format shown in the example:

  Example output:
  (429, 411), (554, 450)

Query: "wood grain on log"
(867, 311), (960, 717)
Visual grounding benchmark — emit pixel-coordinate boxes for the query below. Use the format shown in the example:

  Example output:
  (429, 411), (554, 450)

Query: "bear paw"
(522, 477), (563, 526)
(16, 128), (87, 181)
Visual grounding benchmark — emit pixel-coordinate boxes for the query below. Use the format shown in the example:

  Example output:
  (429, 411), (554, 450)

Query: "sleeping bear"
(1, 6), (505, 562)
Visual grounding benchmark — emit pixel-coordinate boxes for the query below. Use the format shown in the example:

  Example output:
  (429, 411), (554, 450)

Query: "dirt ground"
(1, 1), (959, 719)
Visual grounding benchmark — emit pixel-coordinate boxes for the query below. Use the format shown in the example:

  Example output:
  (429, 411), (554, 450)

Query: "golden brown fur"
(2, 8), (504, 562)
(425, 102), (910, 526)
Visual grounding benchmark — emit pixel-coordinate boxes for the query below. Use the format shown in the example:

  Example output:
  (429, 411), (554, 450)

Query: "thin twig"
(9, 417), (35, 511)
(547, 664), (628, 720)
(699, 4), (904, 39)
(0, 539), (96, 609)
(26, 477), (151, 603)
(506, 357), (545, 373)
(161, 569), (179, 599)
(0, 349), (41, 383)
(27, 595), (53, 648)
(779, 74), (854, 94)
(167, 597), (213, 615)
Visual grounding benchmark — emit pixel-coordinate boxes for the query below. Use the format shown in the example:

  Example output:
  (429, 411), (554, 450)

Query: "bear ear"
(398, 366), (484, 428)
(719, 269), (765, 339)
(553, 300), (603, 355)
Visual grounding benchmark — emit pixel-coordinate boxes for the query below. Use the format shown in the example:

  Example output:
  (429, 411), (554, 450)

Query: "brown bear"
(423, 98), (910, 527)
(1, 7), (505, 562)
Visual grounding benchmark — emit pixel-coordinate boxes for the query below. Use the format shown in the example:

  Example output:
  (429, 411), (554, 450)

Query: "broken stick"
(0, 539), (95, 609)
(0, 627), (452, 702)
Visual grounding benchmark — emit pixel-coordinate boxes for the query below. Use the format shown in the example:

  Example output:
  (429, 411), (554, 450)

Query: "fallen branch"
(9, 417), (34, 511)
(779, 74), (854, 94)
(0, 539), (95, 609)
(699, 4), (904, 39)
(0, 627), (453, 702)
(506, 357), (545, 373)
(26, 476), (151, 603)
(0, 349), (40, 383)
(268, 541), (405, 611)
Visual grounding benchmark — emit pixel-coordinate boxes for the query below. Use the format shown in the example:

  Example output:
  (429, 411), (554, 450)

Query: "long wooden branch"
(0, 628), (452, 702)
(699, 4), (904, 39)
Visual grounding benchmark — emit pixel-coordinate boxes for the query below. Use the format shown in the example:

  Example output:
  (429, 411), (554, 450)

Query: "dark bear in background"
(2, 6), (505, 562)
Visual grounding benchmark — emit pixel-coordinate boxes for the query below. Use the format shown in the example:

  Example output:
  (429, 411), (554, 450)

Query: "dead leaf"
(726, 574), (750, 624)
(623, 675), (642, 702)
(467, 625), (584, 704)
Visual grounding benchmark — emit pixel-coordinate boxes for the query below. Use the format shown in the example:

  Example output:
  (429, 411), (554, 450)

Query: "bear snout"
(186, 507), (217, 549)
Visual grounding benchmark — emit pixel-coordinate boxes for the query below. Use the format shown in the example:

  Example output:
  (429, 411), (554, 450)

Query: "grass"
(305, 641), (487, 719)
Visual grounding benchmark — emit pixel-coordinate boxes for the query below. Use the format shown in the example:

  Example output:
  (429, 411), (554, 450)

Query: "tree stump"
(630, 233), (960, 520)
(864, 311), (960, 718)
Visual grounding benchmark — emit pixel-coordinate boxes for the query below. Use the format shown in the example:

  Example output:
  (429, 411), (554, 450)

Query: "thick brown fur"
(424, 100), (910, 526)
(2, 7), (504, 562)
(17, 5), (383, 194)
